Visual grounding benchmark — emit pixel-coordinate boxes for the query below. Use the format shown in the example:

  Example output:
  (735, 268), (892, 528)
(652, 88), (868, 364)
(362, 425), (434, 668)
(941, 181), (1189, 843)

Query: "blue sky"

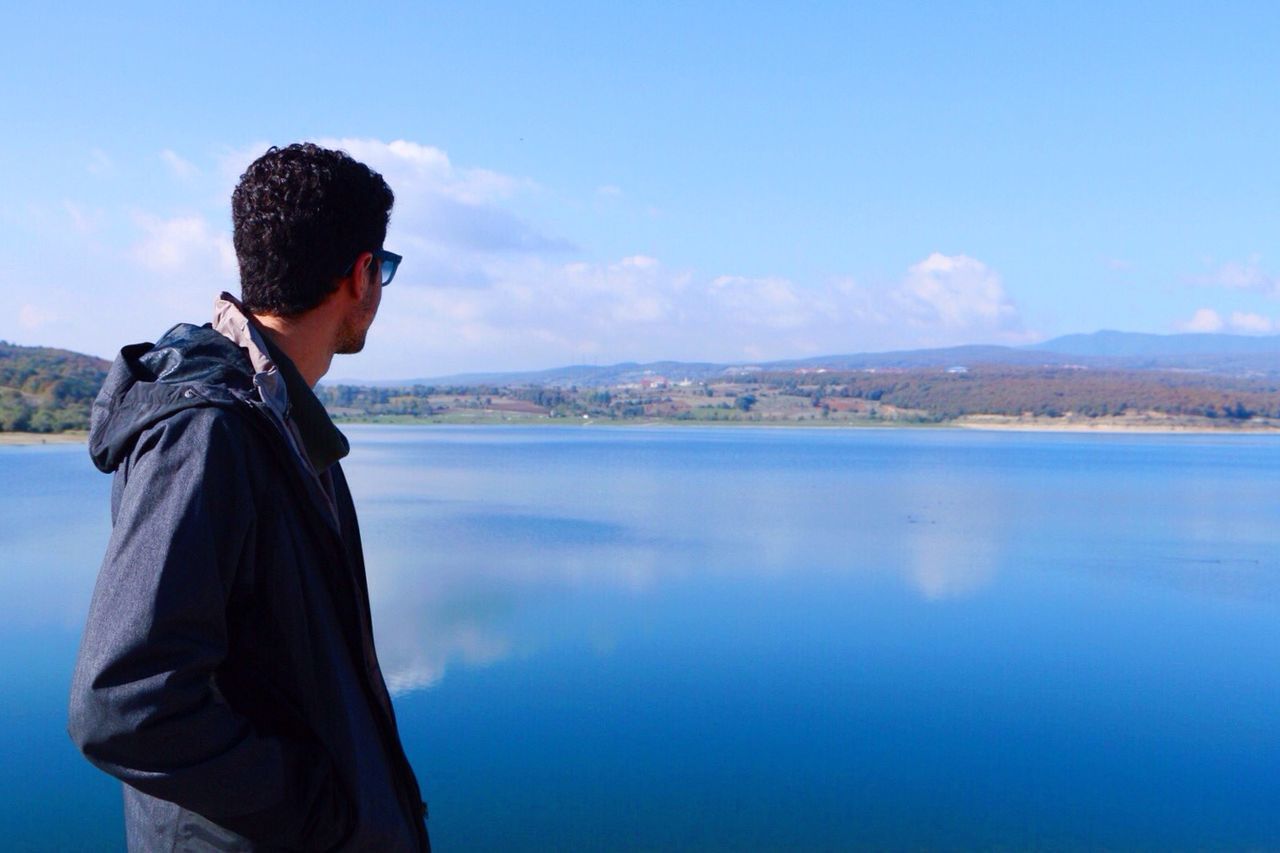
(3, 2), (1279, 378)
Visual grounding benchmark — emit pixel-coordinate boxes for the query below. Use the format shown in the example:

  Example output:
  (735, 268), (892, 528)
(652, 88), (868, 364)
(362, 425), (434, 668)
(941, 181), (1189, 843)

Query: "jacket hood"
(91, 293), (305, 474)
(89, 323), (257, 473)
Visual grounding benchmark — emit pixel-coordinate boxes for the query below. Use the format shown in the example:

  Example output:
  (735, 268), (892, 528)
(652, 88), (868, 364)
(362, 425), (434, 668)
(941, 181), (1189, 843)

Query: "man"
(68, 143), (430, 851)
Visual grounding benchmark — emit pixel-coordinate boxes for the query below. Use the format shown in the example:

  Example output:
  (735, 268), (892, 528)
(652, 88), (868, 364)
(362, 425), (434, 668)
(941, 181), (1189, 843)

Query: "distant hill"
(365, 331), (1280, 388)
(775, 345), (1068, 371)
(0, 341), (110, 432)
(1031, 330), (1280, 357)
(396, 360), (730, 388)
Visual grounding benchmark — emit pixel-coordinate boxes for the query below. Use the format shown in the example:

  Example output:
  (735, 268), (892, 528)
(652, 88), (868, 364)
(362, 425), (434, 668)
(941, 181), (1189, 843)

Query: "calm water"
(2, 426), (1278, 850)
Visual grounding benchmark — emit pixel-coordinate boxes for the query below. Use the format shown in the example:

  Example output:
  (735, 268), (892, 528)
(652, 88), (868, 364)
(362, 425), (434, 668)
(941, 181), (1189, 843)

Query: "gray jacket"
(68, 296), (429, 851)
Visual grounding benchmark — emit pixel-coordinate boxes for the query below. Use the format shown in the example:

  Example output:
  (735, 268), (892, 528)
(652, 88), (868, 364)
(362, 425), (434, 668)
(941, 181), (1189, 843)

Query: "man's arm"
(68, 407), (352, 849)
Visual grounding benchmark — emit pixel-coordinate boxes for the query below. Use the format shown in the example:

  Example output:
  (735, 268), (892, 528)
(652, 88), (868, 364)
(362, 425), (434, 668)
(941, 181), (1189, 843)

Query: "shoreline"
(951, 415), (1280, 435)
(0, 431), (90, 446)
(341, 415), (1280, 435)
(6, 416), (1280, 446)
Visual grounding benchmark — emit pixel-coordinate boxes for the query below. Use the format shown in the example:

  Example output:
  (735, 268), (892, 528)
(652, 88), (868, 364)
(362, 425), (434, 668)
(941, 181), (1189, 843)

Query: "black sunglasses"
(344, 249), (402, 286)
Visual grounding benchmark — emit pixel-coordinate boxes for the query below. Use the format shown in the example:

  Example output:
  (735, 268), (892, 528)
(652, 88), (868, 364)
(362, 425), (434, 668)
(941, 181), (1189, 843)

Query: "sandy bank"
(953, 415), (1280, 435)
(0, 431), (89, 446)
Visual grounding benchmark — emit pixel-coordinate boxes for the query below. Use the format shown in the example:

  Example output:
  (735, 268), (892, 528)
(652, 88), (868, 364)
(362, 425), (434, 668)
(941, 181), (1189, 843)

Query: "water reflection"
(357, 500), (680, 694)
(345, 428), (1024, 693)
(14, 429), (1271, 700)
(904, 514), (999, 600)
(897, 477), (1006, 600)
(0, 446), (109, 630)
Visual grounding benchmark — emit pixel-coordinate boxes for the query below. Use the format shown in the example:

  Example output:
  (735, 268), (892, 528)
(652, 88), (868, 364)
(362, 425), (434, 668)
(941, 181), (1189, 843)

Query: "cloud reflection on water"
(343, 428), (1013, 695)
(898, 483), (1005, 601)
(6, 429), (1275, 703)
(360, 502), (680, 695)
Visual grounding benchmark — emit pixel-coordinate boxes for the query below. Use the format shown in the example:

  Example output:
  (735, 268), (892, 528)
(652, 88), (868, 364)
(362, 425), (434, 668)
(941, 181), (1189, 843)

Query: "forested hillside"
(751, 367), (1280, 421)
(0, 342), (110, 432)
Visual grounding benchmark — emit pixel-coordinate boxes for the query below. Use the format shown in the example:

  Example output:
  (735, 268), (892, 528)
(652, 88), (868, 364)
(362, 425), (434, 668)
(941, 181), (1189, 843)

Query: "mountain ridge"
(334, 330), (1280, 387)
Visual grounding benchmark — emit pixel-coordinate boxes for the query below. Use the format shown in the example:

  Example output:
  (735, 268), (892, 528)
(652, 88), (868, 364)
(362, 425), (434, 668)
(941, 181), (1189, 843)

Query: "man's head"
(232, 143), (394, 324)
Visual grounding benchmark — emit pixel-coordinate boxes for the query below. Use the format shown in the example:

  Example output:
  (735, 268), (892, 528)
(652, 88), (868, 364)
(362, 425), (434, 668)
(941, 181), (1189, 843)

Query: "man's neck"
(250, 314), (334, 388)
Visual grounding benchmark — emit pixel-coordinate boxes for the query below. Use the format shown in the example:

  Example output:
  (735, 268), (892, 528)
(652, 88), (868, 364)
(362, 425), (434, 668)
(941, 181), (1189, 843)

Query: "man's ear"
(343, 251), (375, 303)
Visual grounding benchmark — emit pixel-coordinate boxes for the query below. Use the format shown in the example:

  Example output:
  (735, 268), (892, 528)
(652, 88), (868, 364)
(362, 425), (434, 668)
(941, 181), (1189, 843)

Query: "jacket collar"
(259, 333), (350, 475)
(212, 293), (349, 474)
(213, 293), (289, 419)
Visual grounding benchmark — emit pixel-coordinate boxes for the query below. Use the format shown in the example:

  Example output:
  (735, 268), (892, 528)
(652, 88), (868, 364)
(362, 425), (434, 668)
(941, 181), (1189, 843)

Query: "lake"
(2, 425), (1278, 850)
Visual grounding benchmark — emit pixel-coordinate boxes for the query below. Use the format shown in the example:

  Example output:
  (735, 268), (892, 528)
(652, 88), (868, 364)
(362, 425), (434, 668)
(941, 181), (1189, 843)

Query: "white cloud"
(130, 214), (236, 277)
(894, 253), (1022, 334)
(708, 275), (823, 330)
(331, 138), (531, 204)
(1194, 255), (1280, 297)
(346, 249), (1031, 378)
(1180, 308), (1224, 332)
(1183, 309), (1279, 335)
(160, 149), (199, 179)
(1230, 311), (1274, 334)
(364, 254), (694, 371)
(597, 184), (623, 197)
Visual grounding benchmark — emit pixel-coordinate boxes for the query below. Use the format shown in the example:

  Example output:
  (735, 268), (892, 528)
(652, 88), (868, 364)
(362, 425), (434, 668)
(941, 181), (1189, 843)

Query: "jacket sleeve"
(68, 407), (353, 850)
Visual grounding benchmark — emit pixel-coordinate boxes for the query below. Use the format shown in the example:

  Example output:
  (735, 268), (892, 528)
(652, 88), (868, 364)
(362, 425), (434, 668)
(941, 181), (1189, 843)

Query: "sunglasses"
(344, 249), (402, 286)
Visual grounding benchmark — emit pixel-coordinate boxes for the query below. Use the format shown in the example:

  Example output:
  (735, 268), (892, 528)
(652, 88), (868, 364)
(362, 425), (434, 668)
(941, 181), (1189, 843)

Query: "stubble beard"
(335, 282), (379, 355)
(334, 315), (370, 354)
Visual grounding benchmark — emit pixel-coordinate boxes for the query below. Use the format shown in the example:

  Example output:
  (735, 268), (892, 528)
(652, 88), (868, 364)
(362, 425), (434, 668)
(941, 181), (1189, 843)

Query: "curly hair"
(231, 143), (394, 316)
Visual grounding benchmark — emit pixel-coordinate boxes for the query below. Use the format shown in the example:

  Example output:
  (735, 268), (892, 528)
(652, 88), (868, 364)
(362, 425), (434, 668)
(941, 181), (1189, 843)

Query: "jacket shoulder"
(120, 404), (274, 488)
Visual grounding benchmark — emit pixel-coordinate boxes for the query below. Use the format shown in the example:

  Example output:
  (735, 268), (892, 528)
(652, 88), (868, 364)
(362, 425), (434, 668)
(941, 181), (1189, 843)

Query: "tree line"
(0, 342), (109, 432)
(747, 367), (1280, 420)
